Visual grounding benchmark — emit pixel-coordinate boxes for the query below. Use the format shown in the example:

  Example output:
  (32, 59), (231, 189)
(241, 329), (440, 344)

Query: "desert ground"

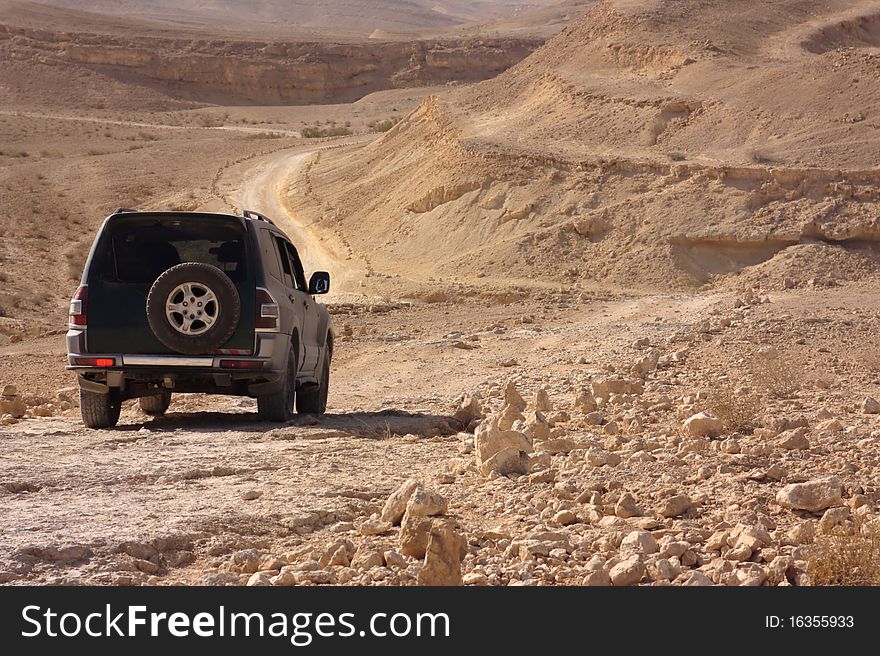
(2, 0), (880, 586)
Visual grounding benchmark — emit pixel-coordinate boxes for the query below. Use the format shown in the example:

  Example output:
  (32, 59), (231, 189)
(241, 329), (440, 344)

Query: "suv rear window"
(96, 215), (248, 284)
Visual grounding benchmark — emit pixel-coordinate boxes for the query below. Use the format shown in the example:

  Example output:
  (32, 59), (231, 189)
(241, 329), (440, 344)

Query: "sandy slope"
(301, 0), (880, 292)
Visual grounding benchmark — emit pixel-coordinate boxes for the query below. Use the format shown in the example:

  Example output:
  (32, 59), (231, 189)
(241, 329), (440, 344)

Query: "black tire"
(80, 389), (121, 429)
(139, 392), (171, 416)
(146, 262), (240, 355)
(296, 351), (330, 415)
(257, 348), (296, 422)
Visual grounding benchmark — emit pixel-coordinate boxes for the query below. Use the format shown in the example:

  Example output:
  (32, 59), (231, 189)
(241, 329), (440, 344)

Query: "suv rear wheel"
(80, 389), (121, 429)
(296, 352), (330, 415)
(146, 262), (241, 355)
(257, 348), (296, 422)
(140, 391), (171, 416)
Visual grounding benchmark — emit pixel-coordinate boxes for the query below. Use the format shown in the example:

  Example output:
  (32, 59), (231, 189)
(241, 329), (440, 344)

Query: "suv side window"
(284, 243), (308, 292)
(272, 235), (295, 288)
(273, 235), (306, 291)
(259, 228), (282, 282)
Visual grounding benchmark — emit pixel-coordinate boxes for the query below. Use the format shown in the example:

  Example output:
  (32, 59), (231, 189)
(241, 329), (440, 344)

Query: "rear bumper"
(66, 355), (275, 369)
(67, 330), (288, 397)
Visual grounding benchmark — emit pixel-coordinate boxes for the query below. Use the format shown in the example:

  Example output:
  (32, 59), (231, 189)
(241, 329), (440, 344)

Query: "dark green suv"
(66, 209), (333, 428)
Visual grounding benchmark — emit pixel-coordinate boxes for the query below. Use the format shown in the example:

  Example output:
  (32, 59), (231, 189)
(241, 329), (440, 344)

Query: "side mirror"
(308, 271), (330, 295)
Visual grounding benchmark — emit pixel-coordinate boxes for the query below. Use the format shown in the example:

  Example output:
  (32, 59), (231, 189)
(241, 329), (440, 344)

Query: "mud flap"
(247, 374), (285, 396)
(78, 372), (125, 394)
(77, 376), (108, 394)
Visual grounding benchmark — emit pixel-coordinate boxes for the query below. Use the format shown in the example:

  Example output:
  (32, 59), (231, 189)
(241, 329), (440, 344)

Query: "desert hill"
(298, 0), (880, 292)
(30, 0), (562, 34)
(0, 9), (543, 109)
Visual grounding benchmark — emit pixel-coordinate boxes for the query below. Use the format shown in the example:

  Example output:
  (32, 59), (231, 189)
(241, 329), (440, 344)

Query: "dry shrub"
(301, 126), (352, 138)
(807, 525), (880, 586)
(750, 351), (803, 398)
(197, 115), (223, 128)
(706, 382), (762, 432)
(244, 131), (283, 140)
(369, 117), (402, 133)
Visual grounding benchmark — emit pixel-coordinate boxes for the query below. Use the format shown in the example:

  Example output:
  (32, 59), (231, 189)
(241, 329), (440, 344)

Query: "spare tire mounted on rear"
(146, 262), (240, 355)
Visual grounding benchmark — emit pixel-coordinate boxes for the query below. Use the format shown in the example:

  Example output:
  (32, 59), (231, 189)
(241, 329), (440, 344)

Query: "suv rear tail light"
(75, 357), (115, 367)
(219, 359), (264, 370)
(255, 287), (279, 332)
(69, 285), (88, 328)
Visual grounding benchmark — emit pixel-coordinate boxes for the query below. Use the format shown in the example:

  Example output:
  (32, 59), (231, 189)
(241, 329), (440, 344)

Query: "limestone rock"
(351, 549), (384, 571)
(574, 388), (597, 413)
(325, 545), (350, 568)
(357, 518), (393, 536)
(658, 494), (693, 518)
(683, 412), (724, 438)
(534, 388), (552, 413)
(775, 427), (809, 450)
(463, 572), (488, 585)
(319, 540), (355, 568)
(474, 414), (532, 476)
(582, 569), (611, 586)
(0, 392), (26, 419)
(417, 520), (465, 586)
(620, 530), (659, 556)
(452, 394), (483, 428)
(815, 418), (843, 433)
(405, 486), (448, 518)
(247, 572), (272, 586)
(615, 492), (642, 518)
(682, 571), (714, 586)
(631, 350), (660, 378)
(399, 513), (434, 558)
(381, 478), (420, 525)
(818, 506), (851, 534)
(229, 549), (262, 574)
(497, 402), (525, 431)
(383, 550), (407, 569)
(525, 411), (551, 441)
(609, 555), (645, 586)
(776, 478), (843, 513)
(503, 379), (526, 411)
(483, 448), (530, 477)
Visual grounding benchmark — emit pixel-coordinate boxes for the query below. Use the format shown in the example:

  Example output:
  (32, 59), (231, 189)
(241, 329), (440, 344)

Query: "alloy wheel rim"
(165, 282), (219, 335)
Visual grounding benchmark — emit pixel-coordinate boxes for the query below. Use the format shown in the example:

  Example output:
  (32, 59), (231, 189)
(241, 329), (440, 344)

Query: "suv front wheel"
(80, 389), (121, 429)
(296, 352), (329, 415)
(140, 391), (171, 416)
(257, 349), (296, 422)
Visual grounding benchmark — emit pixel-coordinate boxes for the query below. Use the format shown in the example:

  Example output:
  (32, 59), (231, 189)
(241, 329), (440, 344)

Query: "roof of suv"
(110, 208), (276, 227)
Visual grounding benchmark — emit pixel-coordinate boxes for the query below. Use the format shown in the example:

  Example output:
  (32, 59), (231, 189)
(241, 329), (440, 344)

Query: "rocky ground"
(3, 279), (880, 586)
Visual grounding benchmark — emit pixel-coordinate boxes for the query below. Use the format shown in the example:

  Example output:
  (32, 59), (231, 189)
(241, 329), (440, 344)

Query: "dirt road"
(236, 147), (365, 301)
